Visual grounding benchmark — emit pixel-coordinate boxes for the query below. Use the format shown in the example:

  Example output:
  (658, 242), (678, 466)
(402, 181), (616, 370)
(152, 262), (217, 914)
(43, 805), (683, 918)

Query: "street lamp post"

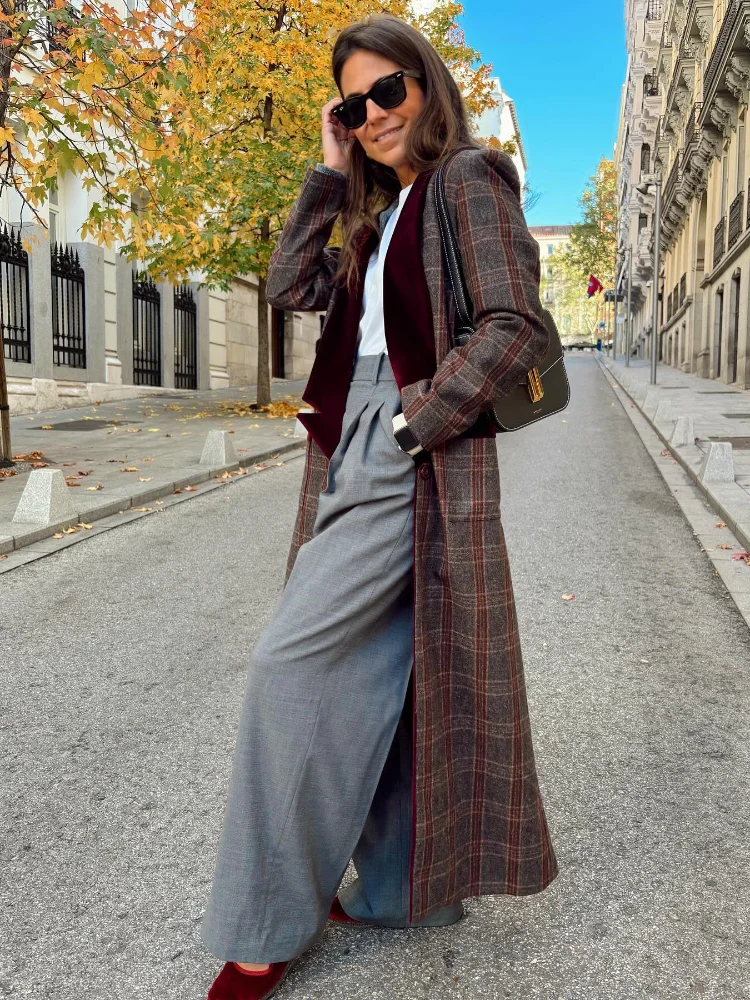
(625, 246), (633, 368)
(650, 174), (662, 385)
(636, 174), (662, 384)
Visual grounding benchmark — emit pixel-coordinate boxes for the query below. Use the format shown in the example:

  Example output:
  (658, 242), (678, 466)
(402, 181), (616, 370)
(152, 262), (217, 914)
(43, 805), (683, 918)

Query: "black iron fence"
(51, 243), (86, 368)
(174, 284), (197, 389)
(0, 226), (31, 364)
(133, 271), (162, 386)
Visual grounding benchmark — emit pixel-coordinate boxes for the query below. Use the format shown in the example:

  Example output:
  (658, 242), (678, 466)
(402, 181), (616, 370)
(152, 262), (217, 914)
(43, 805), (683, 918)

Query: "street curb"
(595, 353), (750, 557)
(0, 438), (307, 560)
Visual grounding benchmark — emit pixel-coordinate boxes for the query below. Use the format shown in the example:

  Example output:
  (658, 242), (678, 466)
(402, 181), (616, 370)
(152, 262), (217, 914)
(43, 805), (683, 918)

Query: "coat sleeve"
(266, 165), (347, 312)
(399, 148), (549, 452)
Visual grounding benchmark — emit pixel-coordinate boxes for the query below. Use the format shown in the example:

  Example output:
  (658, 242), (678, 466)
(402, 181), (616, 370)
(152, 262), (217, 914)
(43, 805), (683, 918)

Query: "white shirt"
(356, 183), (414, 358)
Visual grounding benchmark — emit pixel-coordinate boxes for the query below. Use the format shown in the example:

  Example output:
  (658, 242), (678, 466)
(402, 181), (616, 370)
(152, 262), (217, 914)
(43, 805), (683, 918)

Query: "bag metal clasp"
(527, 367), (544, 403)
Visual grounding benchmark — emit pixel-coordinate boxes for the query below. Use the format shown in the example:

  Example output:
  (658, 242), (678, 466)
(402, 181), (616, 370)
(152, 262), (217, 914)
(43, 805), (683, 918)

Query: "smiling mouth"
(374, 126), (403, 143)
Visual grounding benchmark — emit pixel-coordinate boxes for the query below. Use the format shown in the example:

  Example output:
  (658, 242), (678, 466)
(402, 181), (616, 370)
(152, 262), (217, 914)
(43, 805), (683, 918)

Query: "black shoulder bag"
(434, 160), (571, 432)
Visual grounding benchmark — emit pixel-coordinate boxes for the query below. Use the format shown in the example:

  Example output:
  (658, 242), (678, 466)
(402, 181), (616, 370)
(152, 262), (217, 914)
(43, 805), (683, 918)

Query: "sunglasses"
(331, 70), (423, 131)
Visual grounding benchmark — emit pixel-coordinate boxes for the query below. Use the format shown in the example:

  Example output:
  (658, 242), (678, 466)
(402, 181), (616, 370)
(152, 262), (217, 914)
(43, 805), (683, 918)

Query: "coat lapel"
(297, 170), (437, 459)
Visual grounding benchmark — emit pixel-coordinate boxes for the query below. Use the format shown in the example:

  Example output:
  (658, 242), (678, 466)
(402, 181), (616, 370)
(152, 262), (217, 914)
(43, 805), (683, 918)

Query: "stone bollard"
(654, 399), (673, 426)
(670, 415), (695, 448)
(199, 430), (238, 467)
(698, 441), (735, 484)
(12, 468), (77, 525)
(643, 389), (660, 419)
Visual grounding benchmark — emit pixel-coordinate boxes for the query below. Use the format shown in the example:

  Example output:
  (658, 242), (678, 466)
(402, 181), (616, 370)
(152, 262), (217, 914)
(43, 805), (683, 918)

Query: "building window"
(638, 213), (648, 233)
(48, 181), (63, 245)
(547, 244), (554, 256)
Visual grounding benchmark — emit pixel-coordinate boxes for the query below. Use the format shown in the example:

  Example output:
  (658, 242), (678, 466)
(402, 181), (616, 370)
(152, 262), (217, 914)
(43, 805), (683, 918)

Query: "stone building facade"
(616, 0), (750, 388)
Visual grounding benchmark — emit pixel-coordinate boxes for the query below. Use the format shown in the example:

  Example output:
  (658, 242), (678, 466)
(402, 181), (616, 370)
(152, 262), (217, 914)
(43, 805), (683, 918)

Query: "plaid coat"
(267, 148), (558, 923)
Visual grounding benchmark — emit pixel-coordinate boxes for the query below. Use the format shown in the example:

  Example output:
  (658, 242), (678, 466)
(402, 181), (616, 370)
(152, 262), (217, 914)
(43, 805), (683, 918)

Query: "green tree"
(560, 157), (617, 289)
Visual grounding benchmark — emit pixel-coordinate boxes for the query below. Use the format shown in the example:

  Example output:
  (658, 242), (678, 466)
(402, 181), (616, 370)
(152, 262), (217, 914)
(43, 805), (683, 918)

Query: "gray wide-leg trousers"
(200, 353), (461, 965)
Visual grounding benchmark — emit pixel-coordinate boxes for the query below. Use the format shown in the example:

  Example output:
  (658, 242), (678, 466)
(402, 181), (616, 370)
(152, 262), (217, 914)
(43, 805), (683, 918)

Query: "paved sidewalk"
(0, 378), (309, 564)
(597, 353), (750, 556)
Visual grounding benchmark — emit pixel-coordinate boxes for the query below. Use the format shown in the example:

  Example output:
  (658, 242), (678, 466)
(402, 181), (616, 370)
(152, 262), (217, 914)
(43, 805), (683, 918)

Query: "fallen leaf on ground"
(52, 533), (64, 539)
(77, 522), (93, 530)
(165, 434), (173, 438)
(0, 554), (7, 559)
(254, 462), (268, 470)
(155, 500), (165, 506)
(62, 527), (79, 534)
(78, 470), (93, 476)
(107, 458), (127, 463)
(32, 462), (48, 469)
(716, 522), (727, 529)
(137, 477), (152, 482)
(660, 450), (670, 457)
(41, 425), (53, 430)
(720, 544), (733, 550)
(127, 428), (141, 433)
(121, 467), (139, 472)
(147, 428), (160, 432)
(142, 457), (155, 462)
(732, 552), (750, 564)
(184, 485), (197, 492)
(562, 593), (576, 601)
(86, 484), (103, 491)
(13, 451), (46, 461)
(131, 506), (153, 512)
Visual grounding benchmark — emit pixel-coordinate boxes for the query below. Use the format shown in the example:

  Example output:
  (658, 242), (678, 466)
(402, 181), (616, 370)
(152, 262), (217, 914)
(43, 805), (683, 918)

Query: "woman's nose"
(366, 98), (389, 124)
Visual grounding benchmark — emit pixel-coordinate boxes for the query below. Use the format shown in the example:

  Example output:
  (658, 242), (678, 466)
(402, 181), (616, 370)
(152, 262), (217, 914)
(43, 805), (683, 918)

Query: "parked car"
(563, 340), (595, 352)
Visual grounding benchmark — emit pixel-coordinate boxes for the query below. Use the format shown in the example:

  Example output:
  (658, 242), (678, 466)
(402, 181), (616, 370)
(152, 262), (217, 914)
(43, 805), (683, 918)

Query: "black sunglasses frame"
(331, 70), (423, 131)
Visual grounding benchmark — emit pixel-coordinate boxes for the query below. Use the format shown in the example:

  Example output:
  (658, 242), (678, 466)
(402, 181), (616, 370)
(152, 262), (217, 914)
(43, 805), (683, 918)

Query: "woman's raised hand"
(321, 97), (355, 176)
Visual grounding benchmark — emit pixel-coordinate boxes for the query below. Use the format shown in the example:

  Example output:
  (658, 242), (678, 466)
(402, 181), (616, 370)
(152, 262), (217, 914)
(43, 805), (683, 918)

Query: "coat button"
(419, 463), (430, 479)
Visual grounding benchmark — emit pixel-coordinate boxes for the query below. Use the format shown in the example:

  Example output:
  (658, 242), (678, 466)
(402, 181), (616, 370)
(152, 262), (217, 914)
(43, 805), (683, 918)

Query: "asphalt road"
(2, 355), (749, 1000)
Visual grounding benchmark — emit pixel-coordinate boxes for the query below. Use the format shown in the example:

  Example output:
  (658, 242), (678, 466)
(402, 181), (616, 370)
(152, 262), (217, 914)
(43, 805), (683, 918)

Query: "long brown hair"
(332, 13), (480, 290)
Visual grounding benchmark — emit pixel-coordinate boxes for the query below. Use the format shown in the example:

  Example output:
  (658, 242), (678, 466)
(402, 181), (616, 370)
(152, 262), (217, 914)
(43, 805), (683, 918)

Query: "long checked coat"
(266, 147), (558, 923)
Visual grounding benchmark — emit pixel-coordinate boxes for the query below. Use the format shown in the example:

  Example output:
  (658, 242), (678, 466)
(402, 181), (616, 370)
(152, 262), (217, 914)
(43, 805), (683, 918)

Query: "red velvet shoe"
(328, 896), (364, 925)
(207, 960), (293, 1000)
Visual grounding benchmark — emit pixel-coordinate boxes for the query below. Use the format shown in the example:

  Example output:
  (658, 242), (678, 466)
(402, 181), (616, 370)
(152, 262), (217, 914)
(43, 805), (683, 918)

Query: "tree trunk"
(0, 326), (12, 466)
(256, 270), (271, 408)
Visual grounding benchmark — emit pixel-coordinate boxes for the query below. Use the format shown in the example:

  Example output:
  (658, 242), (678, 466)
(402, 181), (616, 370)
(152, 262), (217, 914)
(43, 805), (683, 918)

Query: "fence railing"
(133, 272), (161, 386)
(728, 190), (745, 249)
(51, 243), (86, 368)
(174, 284), (197, 390)
(647, 0), (663, 18)
(0, 226), (31, 364)
(714, 216), (726, 270)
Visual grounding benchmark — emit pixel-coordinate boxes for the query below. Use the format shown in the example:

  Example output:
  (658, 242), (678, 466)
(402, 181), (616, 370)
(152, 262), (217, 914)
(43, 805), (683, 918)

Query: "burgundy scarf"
(297, 169), (438, 460)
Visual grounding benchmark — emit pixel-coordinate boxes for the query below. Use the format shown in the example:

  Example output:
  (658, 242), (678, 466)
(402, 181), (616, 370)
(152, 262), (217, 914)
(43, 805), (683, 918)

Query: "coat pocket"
(443, 437), (502, 521)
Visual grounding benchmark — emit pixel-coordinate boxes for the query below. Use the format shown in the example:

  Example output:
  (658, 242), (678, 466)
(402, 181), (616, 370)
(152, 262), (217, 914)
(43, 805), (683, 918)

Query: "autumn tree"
(539, 248), (598, 339)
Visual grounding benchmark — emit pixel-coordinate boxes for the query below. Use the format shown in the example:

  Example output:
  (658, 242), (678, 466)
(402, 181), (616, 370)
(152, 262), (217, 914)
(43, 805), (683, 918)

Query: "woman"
(202, 14), (558, 1000)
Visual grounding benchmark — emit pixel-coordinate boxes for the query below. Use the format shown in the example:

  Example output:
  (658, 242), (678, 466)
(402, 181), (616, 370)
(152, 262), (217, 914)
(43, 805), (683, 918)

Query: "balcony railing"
(683, 102), (703, 150)
(680, 273), (687, 306)
(647, 0), (663, 18)
(714, 216), (727, 269)
(728, 190), (745, 249)
(663, 155), (682, 210)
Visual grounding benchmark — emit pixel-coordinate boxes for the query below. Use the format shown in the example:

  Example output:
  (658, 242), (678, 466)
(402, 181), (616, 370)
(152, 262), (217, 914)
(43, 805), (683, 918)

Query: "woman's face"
(339, 50), (425, 178)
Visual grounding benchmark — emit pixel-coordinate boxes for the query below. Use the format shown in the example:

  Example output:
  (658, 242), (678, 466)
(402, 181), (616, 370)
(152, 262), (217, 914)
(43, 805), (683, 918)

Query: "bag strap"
(434, 156), (475, 348)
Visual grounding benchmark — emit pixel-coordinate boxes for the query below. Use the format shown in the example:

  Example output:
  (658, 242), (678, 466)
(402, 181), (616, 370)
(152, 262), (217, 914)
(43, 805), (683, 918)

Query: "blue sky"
(460, 0), (626, 226)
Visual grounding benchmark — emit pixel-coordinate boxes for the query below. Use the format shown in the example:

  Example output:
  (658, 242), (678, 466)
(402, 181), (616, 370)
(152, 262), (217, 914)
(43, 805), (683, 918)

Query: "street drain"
(33, 419), (140, 431)
(707, 437), (750, 449)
